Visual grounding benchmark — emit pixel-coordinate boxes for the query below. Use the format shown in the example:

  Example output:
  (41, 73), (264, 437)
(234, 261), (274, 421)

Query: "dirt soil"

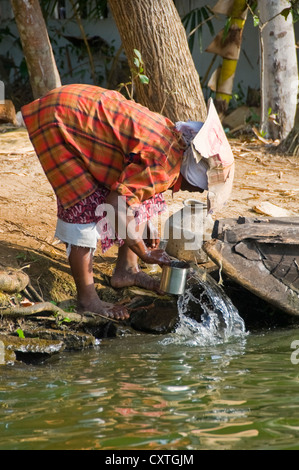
(1, 126), (299, 308)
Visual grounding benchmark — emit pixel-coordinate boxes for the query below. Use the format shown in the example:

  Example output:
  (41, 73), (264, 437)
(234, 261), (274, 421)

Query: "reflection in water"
(1, 281), (299, 449)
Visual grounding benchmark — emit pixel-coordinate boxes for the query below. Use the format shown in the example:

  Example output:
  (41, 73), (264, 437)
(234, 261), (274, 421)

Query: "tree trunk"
(278, 106), (299, 155)
(10, 0), (61, 100)
(108, 0), (207, 123)
(258, 0), (298, 141)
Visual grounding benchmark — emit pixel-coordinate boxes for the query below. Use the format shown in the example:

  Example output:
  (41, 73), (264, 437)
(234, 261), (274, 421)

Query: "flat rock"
(0, 333), (65, 365)
(21, 327), (96, 350)
(129, 296), (179, 334)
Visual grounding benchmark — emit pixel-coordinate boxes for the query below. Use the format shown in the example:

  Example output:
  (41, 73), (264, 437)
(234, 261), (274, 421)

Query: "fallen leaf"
(253, 201), (297, 217)
(20, 299), (35, 307)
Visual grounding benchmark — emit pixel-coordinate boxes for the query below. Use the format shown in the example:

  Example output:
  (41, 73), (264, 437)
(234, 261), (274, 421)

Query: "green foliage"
(279, 1), (299, 22)
(16, 251), (39, 263)
(117, 49), (149, 100)
(246, 108), (260, 125)
(40, 0), (108, 20)
(182, 6), (215, 53)
(52, 309), (71, 326)
(16, 328), (25, 339)
(222, 17), (232, 42)
(248, 0), (299, 24)
(72, 0), (108, 19)
(133, 49), (149, 85)
(230, 82), (246, 109)
(38, 0), (114, 86)
(252, 15), (260, 27)
(57, 316), (71, 326)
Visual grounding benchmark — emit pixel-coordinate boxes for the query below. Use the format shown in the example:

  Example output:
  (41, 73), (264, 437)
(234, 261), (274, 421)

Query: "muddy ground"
(0, 125), (299, 318)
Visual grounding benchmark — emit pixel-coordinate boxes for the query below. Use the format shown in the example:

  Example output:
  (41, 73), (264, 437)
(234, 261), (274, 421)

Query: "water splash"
(161, 268), (247, 347)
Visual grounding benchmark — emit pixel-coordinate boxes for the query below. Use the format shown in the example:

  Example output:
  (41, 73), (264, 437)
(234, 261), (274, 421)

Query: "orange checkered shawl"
(22, 84), (184, 210)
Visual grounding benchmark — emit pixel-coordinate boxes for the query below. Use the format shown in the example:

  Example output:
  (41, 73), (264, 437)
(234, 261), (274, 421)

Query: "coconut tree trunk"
(108, 0), (207, 123)
(10, 0), (61, 100)
(258, 0), (298, 140)
(279, 104), (299, 155)
(206, 0), (248, 117)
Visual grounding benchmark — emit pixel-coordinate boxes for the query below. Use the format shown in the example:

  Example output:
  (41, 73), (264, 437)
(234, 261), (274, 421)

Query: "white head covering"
(175, 99), (235, 213)
(175, 120), (208, 190)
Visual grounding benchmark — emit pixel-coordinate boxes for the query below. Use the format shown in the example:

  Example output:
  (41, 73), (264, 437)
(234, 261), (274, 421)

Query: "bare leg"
(68, 245), (129, 320)
(111, 243), (161, 292)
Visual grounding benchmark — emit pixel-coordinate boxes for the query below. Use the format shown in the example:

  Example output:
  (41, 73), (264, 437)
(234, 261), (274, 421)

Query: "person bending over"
(22, 84), (234, 321)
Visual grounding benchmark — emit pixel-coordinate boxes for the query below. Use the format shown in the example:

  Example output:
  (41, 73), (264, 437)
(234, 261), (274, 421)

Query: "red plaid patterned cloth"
(22, 84), (184, 210)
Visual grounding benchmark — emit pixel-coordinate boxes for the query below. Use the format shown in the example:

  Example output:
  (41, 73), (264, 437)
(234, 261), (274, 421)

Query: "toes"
(107, 305), (130, 321)
(80, 301), (129, 321)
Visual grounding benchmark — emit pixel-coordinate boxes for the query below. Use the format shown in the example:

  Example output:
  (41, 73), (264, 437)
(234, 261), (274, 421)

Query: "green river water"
(1, 318), (299, 450)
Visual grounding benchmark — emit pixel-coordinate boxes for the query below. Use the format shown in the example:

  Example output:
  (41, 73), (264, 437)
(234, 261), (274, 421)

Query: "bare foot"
(111, 266), (161, 293)
(77, 295), (129, 321)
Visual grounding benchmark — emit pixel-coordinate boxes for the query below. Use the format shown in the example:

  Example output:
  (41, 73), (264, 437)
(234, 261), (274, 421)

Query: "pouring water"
(161, 267), (247, 347)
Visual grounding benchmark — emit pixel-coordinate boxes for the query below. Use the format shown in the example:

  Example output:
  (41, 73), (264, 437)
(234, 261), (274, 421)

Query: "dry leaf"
(253, 201), (296, 217)
(20, 299), (35, 307)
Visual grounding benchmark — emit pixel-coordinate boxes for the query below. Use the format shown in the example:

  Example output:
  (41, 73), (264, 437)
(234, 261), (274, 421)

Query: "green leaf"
(182, 11), (192, 30)
(280, 7), (291, 20)
(222, 18), (232, 42)
(196, 9), (202, 52)
(133, 57), (140, 68)
(139, 74), (149, 84)
(253, 15), (260, 27)
(189, 10), (196, 52)
(16, 328), (25, 339)
(202, 6), (215, 37)
(134, 49), (142, 62)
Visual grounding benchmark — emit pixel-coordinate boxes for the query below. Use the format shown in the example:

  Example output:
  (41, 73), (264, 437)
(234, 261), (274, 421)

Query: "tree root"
(278, 129), (299, 156)
(23, 283), (44, 302)
(0, 301), (120, 326)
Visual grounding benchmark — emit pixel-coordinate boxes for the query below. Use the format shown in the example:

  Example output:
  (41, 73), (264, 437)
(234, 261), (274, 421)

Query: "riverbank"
(1, 126), (299, 363)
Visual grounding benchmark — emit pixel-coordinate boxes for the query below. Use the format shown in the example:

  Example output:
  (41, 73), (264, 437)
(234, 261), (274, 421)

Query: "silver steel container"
(160, 260), (190, 295)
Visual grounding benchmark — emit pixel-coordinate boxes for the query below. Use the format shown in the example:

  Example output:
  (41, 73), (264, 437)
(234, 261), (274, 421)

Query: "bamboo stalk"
(206, 0), (248, 115)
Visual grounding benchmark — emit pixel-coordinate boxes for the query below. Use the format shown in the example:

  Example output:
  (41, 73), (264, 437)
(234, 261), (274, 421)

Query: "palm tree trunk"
(258, 0), (298, 140)
(11, 0), (61, 100)
(278, 106), (299, 155)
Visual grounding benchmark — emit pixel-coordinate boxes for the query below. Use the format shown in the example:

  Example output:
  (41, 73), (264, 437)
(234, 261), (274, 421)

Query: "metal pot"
(160, 260), (190, 295)
(163, 199), (214, 264)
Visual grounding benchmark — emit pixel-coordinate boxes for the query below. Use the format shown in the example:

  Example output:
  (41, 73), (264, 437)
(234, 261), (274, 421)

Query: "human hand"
(141, 248), (171, 267)
(127, 238), (171, 267)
